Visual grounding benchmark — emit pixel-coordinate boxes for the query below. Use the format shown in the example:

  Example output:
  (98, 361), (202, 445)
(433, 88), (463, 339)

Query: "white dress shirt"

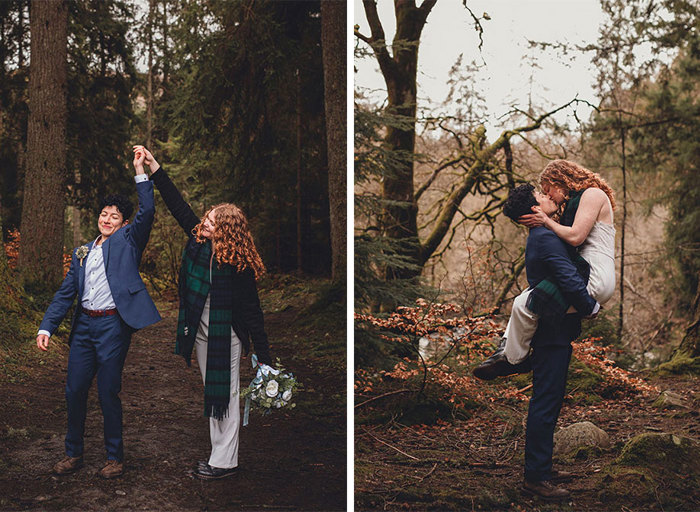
(81, 237), (116, 311)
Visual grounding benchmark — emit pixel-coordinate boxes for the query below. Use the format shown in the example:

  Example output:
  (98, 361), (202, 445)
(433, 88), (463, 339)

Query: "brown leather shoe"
(522, 479), (571, 500)
(98, 460), (124, 479)
(53, 455), (84, 475)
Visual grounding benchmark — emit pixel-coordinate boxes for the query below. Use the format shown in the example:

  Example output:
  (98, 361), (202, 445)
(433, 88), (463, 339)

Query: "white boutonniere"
(75, 245), (90, 267)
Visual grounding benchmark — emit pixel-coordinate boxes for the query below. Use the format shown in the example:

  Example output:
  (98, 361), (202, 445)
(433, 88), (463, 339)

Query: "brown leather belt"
(81, 306), (118, 317)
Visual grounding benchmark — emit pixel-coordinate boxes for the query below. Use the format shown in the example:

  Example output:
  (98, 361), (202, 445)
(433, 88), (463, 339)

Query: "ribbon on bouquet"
(243, 353), (259, 427)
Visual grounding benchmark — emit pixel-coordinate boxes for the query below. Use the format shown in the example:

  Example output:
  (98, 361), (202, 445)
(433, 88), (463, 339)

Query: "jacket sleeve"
(38, 251), (79, 336)
(127, 180), (156, 252)
(538, 231), (597, 316)
(235, 269), (272, 366)
(150, 166), (201, 236)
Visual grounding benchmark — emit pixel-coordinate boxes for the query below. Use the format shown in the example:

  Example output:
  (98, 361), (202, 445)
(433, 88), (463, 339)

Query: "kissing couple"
(472, 159), (616, 500)
(36, 146), (272, 480)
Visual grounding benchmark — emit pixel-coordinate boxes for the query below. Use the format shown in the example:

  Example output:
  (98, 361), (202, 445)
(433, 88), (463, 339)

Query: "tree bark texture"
(296, 68), (303, 273)
(321, 0), (347, 283)
(19, 0), (68, 289)
(362, 0), (436, 278)
(147, 0), (155, 148)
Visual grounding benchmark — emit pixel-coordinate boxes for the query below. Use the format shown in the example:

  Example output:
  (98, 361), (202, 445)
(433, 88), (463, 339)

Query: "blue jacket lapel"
(101, 236), (111, 273)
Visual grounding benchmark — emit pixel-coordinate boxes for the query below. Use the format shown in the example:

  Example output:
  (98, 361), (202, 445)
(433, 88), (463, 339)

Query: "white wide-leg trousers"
(195, 297), (241, 469)
(503, 252), (616, 364)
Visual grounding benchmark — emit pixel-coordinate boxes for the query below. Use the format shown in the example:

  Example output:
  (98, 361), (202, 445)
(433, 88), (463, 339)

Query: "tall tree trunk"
(361, 0), (436, 279)
(72, 170), (81, 247)
(321, 0), (346, 283)
(296, 67), (303, 273)
(19, 0), (68, 289)
(146, 0), (155, 148)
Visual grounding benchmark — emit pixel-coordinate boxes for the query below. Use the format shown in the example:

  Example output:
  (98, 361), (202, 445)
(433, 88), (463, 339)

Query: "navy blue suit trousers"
(65, 312), (133, 461)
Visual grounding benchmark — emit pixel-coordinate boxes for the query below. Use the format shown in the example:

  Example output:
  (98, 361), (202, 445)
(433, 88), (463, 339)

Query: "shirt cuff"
(37, 329), (51, 338)
(134, 174), (149, 183)
(591, 302), (600, 316)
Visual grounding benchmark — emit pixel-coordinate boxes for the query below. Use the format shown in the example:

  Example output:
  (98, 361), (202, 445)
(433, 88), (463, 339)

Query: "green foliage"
(354, 100), (427, 312)
(1, 1), (332, 281)
(67, 0), (137, 209)
(163, 0), (329, 274)
(0, 0), (137, 234)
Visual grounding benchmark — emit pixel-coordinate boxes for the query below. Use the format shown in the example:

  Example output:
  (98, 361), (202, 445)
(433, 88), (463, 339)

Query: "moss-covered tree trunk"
(361, 0), (436, 279)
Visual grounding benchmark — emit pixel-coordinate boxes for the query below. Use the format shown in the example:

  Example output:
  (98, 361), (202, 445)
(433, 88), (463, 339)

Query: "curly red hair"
(539, 160), (616, 210)
(193, 203), (266, 280)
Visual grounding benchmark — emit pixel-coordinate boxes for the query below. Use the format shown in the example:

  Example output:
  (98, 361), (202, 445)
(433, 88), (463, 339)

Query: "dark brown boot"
(522, 479), (571, 500)
(53, 455), (84, 475)
(98, 460), (124, 479)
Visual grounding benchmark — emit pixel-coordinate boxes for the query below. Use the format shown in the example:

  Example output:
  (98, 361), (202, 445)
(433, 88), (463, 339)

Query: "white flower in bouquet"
(241, 356), (301, 425)
(265, 380), (279, 397)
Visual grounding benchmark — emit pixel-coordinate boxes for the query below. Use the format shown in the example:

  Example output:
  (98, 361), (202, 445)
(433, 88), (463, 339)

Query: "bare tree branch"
(415, 154), (466, 201)
(493, 250), (525, 313)
(360, 0), (398, 81)
(419, 99), (578, 264)
(461, 1), (485, 51)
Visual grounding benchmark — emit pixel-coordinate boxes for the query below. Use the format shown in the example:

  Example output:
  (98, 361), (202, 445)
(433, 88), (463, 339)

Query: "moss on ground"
(596, 433), (700, 511)
(0, 261), (60, 384)
(655, 353), (700, 375)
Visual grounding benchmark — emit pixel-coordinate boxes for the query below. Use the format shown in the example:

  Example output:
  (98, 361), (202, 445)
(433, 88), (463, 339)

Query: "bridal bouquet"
(241, 355), (300, 425)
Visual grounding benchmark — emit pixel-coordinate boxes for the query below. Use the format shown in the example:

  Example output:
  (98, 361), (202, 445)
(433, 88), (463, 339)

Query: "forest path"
(355, 372), (699, 511)
(0, 293), (346, 511)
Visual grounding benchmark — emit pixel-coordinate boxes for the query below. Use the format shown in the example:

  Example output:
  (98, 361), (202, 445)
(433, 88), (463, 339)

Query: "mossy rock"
(616, 432), (700, 474)
(656, 354), (700, 375)
(651, 390), (690, 409)
(597, 433), (700, 509)
(597, 467), (658, 507)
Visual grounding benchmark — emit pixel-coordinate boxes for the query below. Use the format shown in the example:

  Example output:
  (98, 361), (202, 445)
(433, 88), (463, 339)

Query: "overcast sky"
(354, 0), (607, 129)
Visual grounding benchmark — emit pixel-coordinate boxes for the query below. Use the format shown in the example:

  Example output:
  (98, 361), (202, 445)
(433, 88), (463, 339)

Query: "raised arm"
(521, 188), (609, 247)
(133, 146), (200, 236)
(128, 150), (155, 251)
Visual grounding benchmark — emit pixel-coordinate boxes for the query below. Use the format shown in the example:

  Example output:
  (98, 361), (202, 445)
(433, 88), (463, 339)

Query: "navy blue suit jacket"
(525, 227), (596, 347)
(39, 180), (161, 342)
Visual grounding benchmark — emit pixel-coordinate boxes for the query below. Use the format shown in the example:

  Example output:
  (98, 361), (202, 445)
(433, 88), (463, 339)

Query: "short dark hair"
(503, 184), (538, 221)
(100, 194), (134, 220)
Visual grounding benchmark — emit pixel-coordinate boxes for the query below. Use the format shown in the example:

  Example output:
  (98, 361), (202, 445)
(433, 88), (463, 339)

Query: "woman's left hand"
(518, 207), (549, 228)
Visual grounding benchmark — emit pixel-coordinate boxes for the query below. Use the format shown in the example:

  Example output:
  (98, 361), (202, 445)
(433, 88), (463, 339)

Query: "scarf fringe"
(205, 403), (230, 422)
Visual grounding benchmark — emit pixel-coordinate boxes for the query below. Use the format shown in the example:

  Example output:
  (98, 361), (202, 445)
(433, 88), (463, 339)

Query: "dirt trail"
(0, 302), (346, 511)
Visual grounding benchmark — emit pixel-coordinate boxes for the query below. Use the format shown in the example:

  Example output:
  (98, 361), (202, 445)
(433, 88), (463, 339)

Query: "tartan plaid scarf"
(526, 190), (591, 318)
(175, 240), (233, 421)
